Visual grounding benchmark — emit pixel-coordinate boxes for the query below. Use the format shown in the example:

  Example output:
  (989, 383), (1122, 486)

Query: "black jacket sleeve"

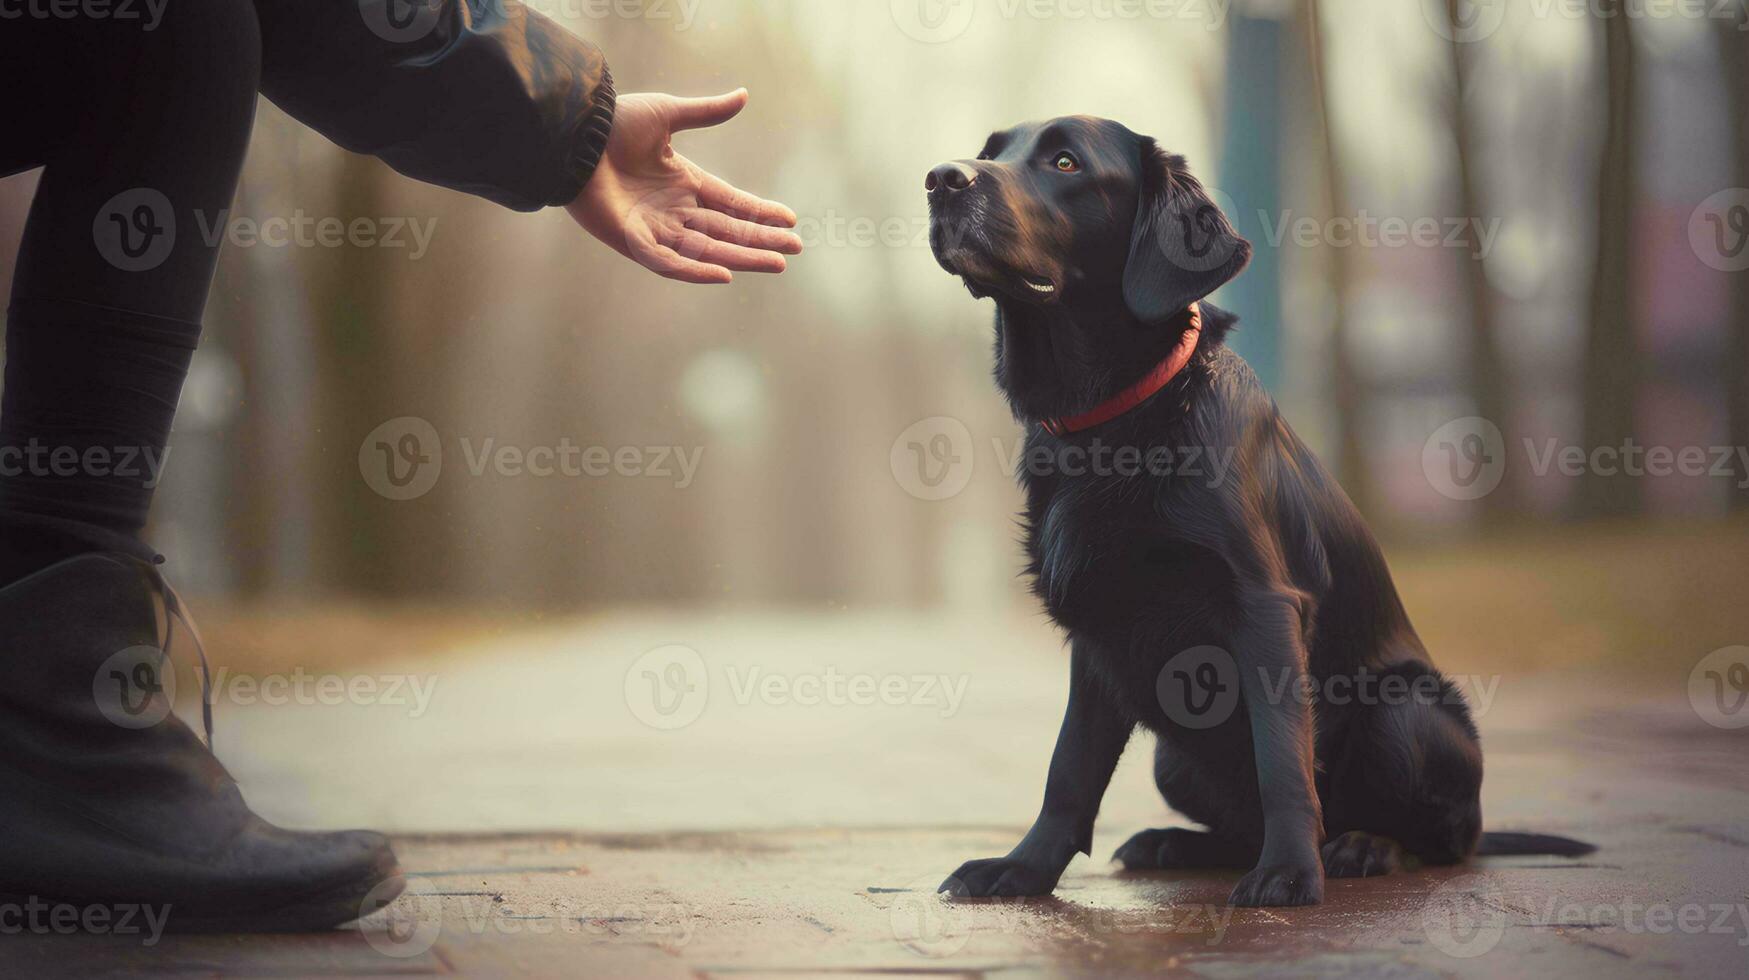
(255, 0), (616, 212)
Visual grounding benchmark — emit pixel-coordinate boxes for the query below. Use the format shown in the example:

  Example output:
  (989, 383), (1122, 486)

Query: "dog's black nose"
(925, 162), (977, 199)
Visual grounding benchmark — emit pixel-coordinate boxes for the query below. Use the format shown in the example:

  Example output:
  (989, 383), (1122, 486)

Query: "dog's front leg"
(941, 640), (1131, 897)
(1228, 589), (1325, 907)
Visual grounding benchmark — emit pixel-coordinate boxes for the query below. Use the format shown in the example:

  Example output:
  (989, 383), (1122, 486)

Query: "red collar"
(1040, 303), (1202, 437)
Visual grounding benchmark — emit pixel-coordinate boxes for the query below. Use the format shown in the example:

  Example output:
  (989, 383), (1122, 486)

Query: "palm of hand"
(568, 91), (800, 284)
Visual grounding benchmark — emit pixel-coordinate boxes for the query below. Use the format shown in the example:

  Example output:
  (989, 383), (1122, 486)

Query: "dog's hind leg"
(1317, 662), (1484, 869)
(1116, 739), (1263, 871)
(1320, 830), (1401, 877)
(1113, 827), (1258, 870)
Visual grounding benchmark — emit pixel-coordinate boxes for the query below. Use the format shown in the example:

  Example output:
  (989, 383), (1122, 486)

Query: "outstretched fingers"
(695, 169), (798, 230)
(682, 208), (803, 255)
(671, 228), (787, 274)
(634, 240), (733, 284)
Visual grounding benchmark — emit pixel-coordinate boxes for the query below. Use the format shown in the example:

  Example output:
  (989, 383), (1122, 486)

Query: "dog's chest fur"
(1018, 427), (1236, 692)
(1023, 449), (1148, 625)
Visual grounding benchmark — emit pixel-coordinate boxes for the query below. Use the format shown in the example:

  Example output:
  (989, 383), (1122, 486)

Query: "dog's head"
(926, 116), (1251, 323)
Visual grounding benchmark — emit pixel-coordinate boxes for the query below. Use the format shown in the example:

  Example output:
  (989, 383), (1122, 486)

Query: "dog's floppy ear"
(1123, 141), (1252, 323)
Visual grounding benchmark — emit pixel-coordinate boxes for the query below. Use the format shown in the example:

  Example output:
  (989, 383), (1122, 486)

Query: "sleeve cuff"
(565, 65), (617, 195)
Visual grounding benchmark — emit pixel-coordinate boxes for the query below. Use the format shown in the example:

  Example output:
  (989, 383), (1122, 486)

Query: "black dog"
(925, 116), (1591, 907)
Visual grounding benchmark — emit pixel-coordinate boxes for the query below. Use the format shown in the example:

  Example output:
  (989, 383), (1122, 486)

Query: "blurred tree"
(1721, 21), (1749, 510)
(1574, 0), (1641, 519)
(214, 210), (273, 596)
(1445, 0), (1516, 526)
(208, 124), (322, 598)
(313, 152), (409, 594)
(1305, 0), (1371, 516)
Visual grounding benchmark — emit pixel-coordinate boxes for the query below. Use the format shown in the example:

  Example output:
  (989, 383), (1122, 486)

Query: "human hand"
(566, 89), (802, 284)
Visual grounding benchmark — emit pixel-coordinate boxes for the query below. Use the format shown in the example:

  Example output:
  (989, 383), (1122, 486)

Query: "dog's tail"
(1474, 831), (1596, 857)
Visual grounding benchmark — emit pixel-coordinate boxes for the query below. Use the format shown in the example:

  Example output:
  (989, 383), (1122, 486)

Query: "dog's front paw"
(1229, 862), (1324, 907)
(940, 856), (1059, 898)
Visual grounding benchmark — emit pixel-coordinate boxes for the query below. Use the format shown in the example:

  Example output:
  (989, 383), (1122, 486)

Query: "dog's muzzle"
(925, 161), (978, 206)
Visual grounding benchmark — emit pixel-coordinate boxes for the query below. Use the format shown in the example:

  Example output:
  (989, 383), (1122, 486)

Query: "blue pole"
(1216, 11), (1284, 393)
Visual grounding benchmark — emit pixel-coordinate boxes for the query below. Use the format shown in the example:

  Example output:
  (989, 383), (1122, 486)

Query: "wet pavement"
(4, 610), (1746, 976)
(9, 809), (1747, 978)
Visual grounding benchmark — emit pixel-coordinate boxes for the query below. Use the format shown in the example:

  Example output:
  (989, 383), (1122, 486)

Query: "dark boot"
(0, 551), (403, 931)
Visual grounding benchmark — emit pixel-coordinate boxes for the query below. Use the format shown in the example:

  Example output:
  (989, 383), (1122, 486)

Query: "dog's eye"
(1053, 152), (1081, 173)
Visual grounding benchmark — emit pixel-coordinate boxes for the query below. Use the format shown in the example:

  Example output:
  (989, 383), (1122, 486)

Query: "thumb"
(667, 89), (750, 132)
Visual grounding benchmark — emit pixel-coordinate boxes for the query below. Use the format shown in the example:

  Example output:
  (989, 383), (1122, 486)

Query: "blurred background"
(1, 0), (1746, 832)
